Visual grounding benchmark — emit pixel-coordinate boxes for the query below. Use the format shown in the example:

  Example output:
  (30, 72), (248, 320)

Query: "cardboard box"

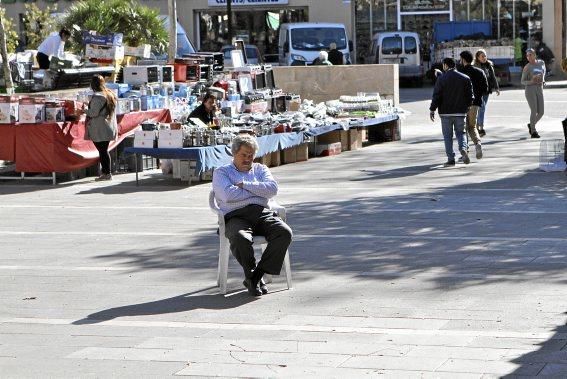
(85, 44), (124, 60)
(179, 160), (197, 181)
(124, 44), (151, 58)
(254, 153), (271, 167)
(270, 150), (280, 167)
(133, 130), (156, 148)
(368, 119), (401, 143)
(281, 147), (296, 164)
(45, 106), (65, 122)
(348, 128), (363, 150)
(133, 138), (155, 148)
(316, 142), (342, 157)
(296, 143), (308, 162)
(18, 98), (45, 124)
(158, 129), (183, 149)
(0, 95), (18, 123)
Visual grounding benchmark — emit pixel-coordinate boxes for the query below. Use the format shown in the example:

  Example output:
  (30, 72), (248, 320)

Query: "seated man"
(212, 134), (293, 296)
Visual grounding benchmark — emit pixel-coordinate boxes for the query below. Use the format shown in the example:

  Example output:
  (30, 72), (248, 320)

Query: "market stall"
(0, 109), (171, 180)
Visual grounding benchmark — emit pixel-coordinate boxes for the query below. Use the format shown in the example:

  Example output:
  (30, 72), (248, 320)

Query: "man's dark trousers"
(225, 204), (292, 278)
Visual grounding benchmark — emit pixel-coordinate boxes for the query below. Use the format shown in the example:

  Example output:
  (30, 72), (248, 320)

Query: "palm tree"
(60, 0), (168, 54)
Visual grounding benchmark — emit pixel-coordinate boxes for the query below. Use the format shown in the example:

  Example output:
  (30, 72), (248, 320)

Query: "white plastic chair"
(209, 190), (293, 294)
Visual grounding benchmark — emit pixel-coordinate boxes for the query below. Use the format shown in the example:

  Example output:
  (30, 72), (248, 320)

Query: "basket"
(539, 139), (566, 172)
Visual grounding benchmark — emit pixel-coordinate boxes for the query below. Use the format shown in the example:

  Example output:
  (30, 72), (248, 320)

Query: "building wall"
(542, 0), (565, 77)
(3, 1), (352, 54)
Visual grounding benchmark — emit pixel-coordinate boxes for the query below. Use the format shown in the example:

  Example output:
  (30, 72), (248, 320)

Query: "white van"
(367, 31), (423, 86)
(279, 23), (350, 66)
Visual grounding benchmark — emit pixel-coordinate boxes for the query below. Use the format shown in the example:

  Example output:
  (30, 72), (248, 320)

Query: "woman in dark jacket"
(474, 49), (500, 137)
(85, 75), (118, 181)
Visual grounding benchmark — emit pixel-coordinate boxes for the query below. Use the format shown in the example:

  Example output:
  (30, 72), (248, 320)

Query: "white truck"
(278, 22), (351, 66)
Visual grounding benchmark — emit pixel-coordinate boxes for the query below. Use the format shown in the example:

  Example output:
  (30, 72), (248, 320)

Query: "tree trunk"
(167, 0), (177, 63)
(0, 15), (15, 94)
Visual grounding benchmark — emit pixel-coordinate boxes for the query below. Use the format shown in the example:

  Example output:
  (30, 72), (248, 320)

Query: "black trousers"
(93, 141), (111, 175)
(224, 204), (292, 279)
(36, 52), (50, 69)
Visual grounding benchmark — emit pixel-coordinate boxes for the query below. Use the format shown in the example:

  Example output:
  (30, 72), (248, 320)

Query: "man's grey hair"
(329, 42), (337, 50)
(319, 50), (328, 61)
(231, 134), (259, 156)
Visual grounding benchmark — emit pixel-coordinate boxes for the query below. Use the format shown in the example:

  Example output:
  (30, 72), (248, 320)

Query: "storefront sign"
(401, 0), (449, 12)
(208, 0), (289, 6)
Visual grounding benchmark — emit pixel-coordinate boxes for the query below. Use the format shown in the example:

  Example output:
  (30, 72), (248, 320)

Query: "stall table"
(124, 132), (306, 186)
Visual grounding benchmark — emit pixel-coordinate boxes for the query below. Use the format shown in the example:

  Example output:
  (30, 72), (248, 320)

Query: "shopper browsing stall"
(85, 75), (118, 181)
(36, 29), (71, 69)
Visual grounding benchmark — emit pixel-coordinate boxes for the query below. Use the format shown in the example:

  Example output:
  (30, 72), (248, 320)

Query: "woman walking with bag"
(521, 48), (545, 138)
(85, 75), (118, 181)
(474, 49), (500, 137)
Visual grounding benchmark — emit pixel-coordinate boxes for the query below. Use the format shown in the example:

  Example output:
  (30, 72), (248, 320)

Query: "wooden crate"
(254, 153), (271, 167)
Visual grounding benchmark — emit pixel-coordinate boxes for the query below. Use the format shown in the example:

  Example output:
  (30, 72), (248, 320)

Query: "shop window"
(198, 8), (306, 56)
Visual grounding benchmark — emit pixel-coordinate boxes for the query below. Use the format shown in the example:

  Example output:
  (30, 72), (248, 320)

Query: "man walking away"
(429, 57), (474, 167)
(458, 50), (488, 160)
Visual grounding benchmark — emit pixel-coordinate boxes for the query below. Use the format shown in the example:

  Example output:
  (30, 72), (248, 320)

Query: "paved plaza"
(1, 86), (567, 378)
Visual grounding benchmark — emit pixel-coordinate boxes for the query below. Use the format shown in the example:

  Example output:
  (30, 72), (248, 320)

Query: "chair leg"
(259, 243), (273, 283)
(218, 236), (230, 294)
(283, 250), (293, 290)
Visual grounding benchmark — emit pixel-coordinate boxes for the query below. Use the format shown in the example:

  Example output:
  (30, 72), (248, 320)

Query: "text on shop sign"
(209, 0), (289, 6)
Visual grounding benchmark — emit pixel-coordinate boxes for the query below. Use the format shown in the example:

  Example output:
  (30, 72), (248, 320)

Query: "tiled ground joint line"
(1, 317), (556, 340)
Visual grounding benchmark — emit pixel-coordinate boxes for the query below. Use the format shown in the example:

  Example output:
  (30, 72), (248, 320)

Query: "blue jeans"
(476, 94), (489, 127)
(440, 116), (467, 160)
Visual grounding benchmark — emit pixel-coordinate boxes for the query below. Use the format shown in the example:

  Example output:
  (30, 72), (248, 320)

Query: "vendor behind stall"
(189, 93), (217, 125)
(36, 29), (71, 69)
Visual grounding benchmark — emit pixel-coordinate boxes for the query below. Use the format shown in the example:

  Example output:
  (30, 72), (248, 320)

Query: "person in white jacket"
(36, 29), (71, 69)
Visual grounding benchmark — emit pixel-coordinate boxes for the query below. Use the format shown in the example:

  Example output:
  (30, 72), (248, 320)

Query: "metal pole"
(167, 0), (177, 62)
(497, 0), (501, 39)
(528, 0), (531, 48)
(369, 0), (373, 51)
(227, 0), (233, 45)
(513, 0), (516, 65)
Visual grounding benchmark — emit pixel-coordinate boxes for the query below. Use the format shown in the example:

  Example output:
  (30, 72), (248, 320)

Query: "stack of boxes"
(0, 96), (19, 124)
(83, 32), (124, 82)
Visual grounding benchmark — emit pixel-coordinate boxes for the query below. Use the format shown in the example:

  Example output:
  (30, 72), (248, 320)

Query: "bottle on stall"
(140, 82), (148, 96)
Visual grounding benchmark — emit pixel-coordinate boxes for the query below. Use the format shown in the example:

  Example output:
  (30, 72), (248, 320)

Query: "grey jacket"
(85, 94), (117, 142)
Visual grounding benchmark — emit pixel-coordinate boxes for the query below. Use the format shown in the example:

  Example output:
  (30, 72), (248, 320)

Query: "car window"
(404, 36), (417, 54)
(290, 27), (347, 51)
(246, 47), (258, 59)
(382, 37), (402, 55)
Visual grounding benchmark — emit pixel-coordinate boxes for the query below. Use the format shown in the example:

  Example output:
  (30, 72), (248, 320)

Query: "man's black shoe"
(531, 132), (541, 138)
(478, 129), (486, 137)
(243, 278), (262, 296)
(443, 160), (456, 167)
(259, 278), (268, 294)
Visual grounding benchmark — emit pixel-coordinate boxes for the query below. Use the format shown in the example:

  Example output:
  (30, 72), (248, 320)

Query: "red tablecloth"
(0, 124), (16, 161)
(11, 109), (171, 173)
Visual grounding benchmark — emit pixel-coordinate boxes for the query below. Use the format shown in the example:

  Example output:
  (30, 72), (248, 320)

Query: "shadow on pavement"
(72, 287), (257, 325)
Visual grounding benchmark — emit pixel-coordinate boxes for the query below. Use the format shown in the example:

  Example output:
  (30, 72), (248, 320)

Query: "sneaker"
(475, 144), (483, 159)
(478, 129), (486, 137)
(95, 174), (112, 181)
(531, 132), (541, 139)
(460, 149), (470, 164)
(443, 160), (456, 167)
